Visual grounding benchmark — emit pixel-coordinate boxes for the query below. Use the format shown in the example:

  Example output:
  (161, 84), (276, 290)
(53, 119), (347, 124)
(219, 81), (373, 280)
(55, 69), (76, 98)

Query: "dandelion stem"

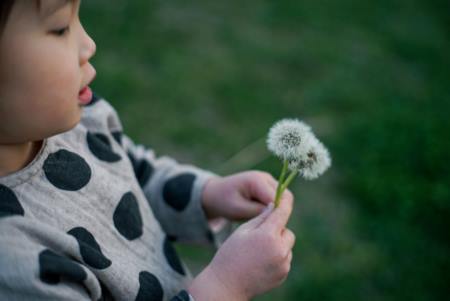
(274, 160), (288, 208)
(280, 170), (299, 194)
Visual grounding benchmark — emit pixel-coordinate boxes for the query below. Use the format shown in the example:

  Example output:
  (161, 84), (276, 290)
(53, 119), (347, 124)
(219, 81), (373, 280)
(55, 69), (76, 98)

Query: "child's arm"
(121, 134), (219, 244)
(83, 97), (225, 245)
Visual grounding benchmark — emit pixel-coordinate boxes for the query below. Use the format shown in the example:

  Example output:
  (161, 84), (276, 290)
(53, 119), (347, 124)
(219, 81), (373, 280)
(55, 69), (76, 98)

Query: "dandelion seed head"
(287, 158), (302, 172)
(268, 118), (332, 181)
(267, 119), (312, 160)
(298, 137), (332, 180)
(281, 131), (302, 148)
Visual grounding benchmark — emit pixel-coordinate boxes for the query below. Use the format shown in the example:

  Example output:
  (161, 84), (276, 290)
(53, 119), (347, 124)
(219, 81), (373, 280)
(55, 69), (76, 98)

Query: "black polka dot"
(44, 150), (91, 191)
(39, 249), (86, 285)
(162, 173), (196, 211)
(113, 192), (143, 240)
(0, 184), (24, 218)
(127, 152), (154, 187)
(170, 290), (190, 301)
(206, 229), (215, 244)
(111, 131), (123, 146)
(85, 91), (101, 107)
(167, 234), (177, 242)
(135, 271), (164, 301)
(163, 236), (185, 276)
(87, 132), (121, 163)
(98, 280), (114, 301)
(68, 227), (112, 270)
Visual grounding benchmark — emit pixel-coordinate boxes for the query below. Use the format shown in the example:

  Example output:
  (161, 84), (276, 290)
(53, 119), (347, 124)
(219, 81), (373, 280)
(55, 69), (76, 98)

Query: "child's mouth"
(78, 86), (93, 105)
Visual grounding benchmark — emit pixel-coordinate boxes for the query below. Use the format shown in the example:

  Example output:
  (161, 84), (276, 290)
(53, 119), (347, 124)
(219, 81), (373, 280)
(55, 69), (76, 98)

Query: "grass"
(81, 0), (450, 300)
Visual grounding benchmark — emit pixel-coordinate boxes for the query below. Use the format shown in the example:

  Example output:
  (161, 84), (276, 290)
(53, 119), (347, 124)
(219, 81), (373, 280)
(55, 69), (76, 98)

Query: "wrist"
(201, 176), (222, 219)
(188, 265), (247, 301)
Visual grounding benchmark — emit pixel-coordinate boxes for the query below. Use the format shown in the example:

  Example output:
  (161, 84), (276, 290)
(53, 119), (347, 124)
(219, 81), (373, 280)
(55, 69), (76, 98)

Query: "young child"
(0, 1), (296, 300)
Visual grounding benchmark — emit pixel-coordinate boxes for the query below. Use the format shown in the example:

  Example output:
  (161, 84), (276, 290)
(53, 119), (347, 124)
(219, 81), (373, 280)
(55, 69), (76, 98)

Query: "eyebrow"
(40, 0), (72, 19)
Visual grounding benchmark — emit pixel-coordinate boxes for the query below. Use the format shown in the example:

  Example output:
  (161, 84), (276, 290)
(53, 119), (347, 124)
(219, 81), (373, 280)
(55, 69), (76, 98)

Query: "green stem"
(278, 169), (298, 200)
(275, 170), (298, 208)
(274, 160), (288, 208)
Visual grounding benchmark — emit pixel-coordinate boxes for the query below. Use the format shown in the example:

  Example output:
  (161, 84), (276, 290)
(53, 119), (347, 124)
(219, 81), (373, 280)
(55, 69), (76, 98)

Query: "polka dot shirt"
(0, 94), (228, 301)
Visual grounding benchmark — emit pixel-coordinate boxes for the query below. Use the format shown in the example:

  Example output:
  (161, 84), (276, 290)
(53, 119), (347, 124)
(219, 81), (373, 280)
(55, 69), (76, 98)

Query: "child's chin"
(67, 118), (82, 132)
(56, 114), (82, 135)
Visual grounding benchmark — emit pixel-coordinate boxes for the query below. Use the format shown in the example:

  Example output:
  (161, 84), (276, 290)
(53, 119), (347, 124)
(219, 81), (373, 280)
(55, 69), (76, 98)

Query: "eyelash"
(51, 26), (70, 37)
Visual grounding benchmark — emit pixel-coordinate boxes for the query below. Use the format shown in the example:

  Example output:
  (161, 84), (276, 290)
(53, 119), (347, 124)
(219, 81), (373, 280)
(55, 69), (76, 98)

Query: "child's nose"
(79, 25), (96, 65)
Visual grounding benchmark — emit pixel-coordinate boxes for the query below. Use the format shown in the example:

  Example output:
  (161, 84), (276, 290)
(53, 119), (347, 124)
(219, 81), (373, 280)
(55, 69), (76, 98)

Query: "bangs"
(0, 0), (42, 35)
(0, 0), (14, 32)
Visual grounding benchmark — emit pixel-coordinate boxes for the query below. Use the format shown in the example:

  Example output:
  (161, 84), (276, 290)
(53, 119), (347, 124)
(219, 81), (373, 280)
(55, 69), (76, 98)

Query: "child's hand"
(189, 193), (295, 301)
(202, 171), (290, 221)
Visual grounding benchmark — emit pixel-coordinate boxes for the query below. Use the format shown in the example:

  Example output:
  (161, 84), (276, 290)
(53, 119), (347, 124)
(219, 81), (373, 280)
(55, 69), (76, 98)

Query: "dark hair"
(0, 0), (14, 34)
(0, 1), (42, 36)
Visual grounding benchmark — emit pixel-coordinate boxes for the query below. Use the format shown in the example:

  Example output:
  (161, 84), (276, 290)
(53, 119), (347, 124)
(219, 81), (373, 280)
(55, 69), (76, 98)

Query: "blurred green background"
(81, 1), (449, 300)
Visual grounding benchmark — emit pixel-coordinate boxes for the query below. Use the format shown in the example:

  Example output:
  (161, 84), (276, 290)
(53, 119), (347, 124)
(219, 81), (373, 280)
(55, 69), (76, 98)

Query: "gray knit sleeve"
(121, 134), (232, 246)
(170, 290), (196, 301)
(82, 96), (230, 246)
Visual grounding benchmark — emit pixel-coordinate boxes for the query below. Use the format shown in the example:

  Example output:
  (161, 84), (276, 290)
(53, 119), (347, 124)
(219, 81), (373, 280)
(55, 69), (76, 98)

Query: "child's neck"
(0, 140), (43, 177)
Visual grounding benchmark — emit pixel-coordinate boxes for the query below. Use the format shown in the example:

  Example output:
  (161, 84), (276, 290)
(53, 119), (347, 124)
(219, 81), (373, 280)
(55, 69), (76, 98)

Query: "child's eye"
(51, 26), (70, 37)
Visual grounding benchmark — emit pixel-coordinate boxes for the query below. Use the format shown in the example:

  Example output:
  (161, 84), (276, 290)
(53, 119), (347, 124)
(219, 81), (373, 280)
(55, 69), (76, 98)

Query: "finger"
(260, 171), (287, 196)
(235, 199), (267, 220)
(241, 202), (274, 229)
(262, 193), (293, 231)
(279, 252), (292, 282)
(265, 176), (278, 191)
(282, 228), (296, 251)
(287, 251), (293, 263)
(281, 188), (294, 202)
(247, 175), (277, 205)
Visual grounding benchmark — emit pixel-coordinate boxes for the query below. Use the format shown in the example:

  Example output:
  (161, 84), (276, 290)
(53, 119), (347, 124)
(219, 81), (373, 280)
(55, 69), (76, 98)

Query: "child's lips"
(78, 86), (93, 105)
(79, 67), (96, 105)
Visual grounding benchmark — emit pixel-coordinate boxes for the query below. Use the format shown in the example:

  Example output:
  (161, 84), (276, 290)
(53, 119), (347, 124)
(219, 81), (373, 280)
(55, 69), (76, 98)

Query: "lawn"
(82, 1), (450, 300)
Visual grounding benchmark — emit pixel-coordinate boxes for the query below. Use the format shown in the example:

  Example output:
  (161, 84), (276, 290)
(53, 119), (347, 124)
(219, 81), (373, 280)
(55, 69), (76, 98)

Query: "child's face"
(0, 0), (96, 144)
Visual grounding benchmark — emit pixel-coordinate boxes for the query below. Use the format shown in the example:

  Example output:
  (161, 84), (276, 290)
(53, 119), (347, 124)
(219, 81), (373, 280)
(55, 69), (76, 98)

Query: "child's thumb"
(241, 202), (274, 230)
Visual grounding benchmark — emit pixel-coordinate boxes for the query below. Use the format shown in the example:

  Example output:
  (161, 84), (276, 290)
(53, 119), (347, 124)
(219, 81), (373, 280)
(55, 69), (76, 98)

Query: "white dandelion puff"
(290, 137), (331, 180)
(266, 119), (312, 160)
(267, 118), (332, 207)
